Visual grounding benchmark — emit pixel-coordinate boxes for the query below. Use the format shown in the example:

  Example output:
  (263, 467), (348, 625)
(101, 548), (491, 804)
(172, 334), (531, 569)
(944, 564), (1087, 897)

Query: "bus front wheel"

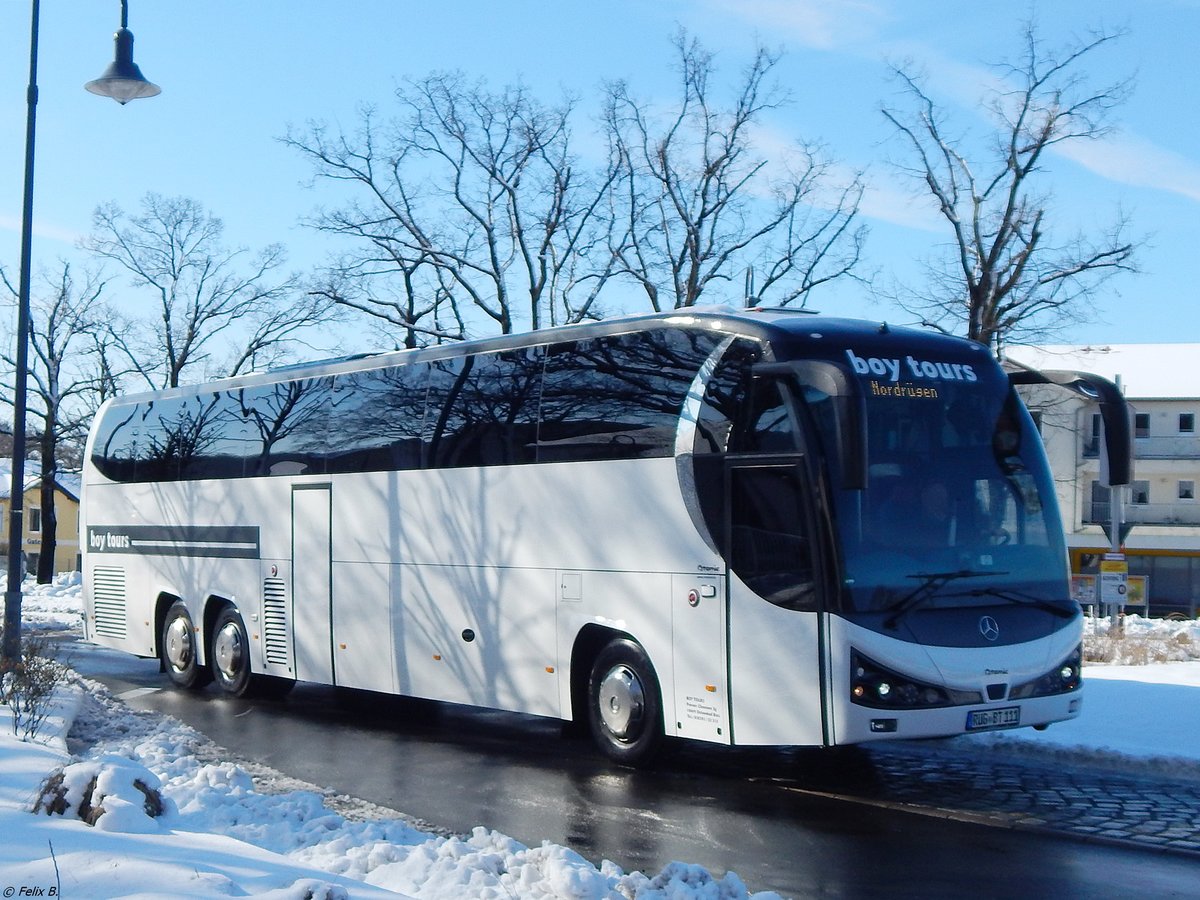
(161, 601), (211, 690)
(211, 607), (254, 698)
(588, 639), (664, 767)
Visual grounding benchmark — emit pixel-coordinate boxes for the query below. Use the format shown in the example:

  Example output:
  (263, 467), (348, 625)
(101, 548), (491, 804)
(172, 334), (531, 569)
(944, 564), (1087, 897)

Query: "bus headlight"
(850, 650), (983, 709)
(1009, 645), (1083, 699)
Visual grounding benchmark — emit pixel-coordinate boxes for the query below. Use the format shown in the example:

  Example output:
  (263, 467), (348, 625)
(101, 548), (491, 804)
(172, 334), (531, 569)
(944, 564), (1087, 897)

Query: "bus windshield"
(793, 345), (1071, 617)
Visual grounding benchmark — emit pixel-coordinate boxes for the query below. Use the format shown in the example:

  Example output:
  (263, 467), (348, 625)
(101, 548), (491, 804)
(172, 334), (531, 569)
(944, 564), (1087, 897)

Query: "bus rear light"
(851, 650), (983, 709)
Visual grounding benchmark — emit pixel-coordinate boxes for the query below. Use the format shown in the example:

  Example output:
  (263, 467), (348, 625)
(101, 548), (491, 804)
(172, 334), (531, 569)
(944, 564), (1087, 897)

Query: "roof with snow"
(0, 459), (81, 501)
(1006, 344), (1200, 400)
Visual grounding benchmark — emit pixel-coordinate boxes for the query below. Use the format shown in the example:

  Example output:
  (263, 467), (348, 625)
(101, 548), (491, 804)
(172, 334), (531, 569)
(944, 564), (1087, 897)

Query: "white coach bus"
(81, 308), (1132, 765)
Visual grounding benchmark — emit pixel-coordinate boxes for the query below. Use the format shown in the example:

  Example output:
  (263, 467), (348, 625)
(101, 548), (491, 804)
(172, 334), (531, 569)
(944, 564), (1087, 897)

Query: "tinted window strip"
(90, 328), (721, 482)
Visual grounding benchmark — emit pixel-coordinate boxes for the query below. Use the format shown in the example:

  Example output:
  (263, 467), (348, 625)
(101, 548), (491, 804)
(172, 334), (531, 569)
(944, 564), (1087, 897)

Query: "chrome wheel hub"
(164, 616), (193, 672)
(213, 622), (244, 682)
(597, 664), (645, 739)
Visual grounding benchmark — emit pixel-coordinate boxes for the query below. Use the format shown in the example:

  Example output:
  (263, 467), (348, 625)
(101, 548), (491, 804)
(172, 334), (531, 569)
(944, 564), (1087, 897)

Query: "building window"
(1180, 413), (1195, 434)
(1135, 413), (1150, 439)
(1180, 481), (1195, 501)
(1082, 413), (1102, 457)
(1131, 481), (1150, 505)
(29, 507), (41, 533)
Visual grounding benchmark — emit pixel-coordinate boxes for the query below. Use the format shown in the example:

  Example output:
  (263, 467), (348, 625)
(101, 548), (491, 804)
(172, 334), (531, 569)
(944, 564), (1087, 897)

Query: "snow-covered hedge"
(1085, 614), (1200, 664)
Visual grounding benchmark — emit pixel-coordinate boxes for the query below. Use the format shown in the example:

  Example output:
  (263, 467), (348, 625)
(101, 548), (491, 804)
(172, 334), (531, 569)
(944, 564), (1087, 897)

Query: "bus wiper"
(883, 569), (998, 629)
(956, 587), (1078, 619)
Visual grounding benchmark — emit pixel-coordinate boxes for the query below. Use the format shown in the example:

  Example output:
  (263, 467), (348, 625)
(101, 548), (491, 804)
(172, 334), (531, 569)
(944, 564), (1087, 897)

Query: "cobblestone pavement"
(773, 741), (1200, 857)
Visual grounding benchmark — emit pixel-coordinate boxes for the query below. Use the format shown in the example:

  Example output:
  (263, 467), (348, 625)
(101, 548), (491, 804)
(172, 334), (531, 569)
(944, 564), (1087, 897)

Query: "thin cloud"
(742, 121), (942, 230)
(857, 171), (942, 231)
(880, 45), (1200, 206)
(0, 214), (82, 246)
(702, 0), (889, 50)
(1054, 134), (1200, 203)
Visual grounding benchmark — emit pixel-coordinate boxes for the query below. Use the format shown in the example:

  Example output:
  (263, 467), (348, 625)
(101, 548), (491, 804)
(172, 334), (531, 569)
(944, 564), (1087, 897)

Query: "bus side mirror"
(1007, 367), (1134, 487)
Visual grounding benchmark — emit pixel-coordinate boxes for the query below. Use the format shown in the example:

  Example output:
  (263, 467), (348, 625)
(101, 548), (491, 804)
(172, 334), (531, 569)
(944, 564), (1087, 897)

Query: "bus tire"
(161, 601), (211, 690)
(211, 606), (254, 698)
(588, 639), (664, 767)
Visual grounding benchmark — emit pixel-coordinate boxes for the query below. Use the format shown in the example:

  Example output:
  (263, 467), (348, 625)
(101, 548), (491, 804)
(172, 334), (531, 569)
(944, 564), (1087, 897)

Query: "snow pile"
(2, 579), (781, 897)
(4, 678), (778, 898)
(34, 753), (168, 831)
(16, 570), (84, 634)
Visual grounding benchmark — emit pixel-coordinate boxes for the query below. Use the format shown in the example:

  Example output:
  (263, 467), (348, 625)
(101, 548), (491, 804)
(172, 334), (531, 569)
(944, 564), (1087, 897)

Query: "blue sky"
(1, 0), (1197, 348)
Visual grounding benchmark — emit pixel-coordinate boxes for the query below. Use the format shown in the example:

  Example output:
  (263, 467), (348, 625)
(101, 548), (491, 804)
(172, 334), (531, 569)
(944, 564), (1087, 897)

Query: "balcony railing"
(1084, 435), (1200, 460)
(1086, 501), (1200, 527)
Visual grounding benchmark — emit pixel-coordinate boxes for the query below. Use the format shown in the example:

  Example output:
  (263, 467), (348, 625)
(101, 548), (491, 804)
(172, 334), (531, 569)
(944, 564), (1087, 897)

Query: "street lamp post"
(1, 0), (159, 668)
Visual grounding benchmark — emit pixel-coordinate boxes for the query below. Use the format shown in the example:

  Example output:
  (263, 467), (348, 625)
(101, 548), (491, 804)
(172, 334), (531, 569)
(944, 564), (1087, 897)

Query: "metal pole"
(2, 0), (40, 667)
(1109, 483), (1125, 633)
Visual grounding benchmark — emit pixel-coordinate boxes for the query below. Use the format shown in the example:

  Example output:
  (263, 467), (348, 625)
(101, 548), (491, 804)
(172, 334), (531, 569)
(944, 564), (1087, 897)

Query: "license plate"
(966, 706), (1020, 731)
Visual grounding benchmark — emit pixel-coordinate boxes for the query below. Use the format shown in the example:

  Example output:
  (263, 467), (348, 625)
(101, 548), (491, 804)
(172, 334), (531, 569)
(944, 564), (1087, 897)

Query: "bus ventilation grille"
(92, 566), (128, 639)
(262, 576), (290, 666)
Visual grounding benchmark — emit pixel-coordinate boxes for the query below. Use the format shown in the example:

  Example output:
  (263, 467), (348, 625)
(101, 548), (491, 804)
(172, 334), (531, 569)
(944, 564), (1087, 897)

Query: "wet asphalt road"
(72, 642), (1200, 899)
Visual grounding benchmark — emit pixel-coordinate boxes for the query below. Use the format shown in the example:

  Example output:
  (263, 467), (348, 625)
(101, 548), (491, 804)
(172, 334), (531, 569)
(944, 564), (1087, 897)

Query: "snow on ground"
(4, 578), (1200, 898)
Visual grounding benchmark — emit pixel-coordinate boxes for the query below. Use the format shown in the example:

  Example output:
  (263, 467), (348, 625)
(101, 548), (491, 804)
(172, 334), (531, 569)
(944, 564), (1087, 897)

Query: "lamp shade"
(85, 27), (160, 104)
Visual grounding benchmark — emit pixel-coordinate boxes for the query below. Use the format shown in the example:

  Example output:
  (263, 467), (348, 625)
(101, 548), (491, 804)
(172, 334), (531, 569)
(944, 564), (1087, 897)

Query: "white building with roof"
(1007, 343), (1200, 618)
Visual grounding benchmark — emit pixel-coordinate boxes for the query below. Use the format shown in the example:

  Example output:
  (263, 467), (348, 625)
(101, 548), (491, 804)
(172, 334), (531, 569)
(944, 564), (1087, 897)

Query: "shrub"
(0, 631), (69, 741)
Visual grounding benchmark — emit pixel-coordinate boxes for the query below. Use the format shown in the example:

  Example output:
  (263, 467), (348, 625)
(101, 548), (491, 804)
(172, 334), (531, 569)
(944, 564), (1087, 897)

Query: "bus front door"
(292, 484), (334, 685)
(723, 459), (830, 747)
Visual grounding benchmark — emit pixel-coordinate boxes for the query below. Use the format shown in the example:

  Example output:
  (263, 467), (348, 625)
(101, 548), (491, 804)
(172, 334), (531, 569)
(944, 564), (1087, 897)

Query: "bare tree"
(0, 261), (111, 581)
(285, 73), (620, 345)
(82, 193), (331, 388)
(604, 32), (866, 311)
(882, 22), (1138, 352)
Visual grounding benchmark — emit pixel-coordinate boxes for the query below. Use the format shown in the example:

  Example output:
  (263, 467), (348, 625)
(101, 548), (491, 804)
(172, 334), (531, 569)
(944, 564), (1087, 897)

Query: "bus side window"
(327, 365), (427, 473)
(539, 330), (719, 462)
(426, 350), (543, 469)
(136, 397), (187, 482)
(724, 378), (818, 610)
(728, 464), (816, 611)
(90, 402), (146, 482)
(243, 378), (332, 477)
(731, 380), (801, 454)
(693, 339), (761, 454)
(174, 393), (241, 480)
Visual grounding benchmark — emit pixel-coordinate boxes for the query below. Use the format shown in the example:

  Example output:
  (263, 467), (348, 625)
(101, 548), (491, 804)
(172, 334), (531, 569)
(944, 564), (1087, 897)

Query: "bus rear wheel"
(211, 607), (254, 698)
(588, 639), (664, 767)
(161, 601), (211, 690)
